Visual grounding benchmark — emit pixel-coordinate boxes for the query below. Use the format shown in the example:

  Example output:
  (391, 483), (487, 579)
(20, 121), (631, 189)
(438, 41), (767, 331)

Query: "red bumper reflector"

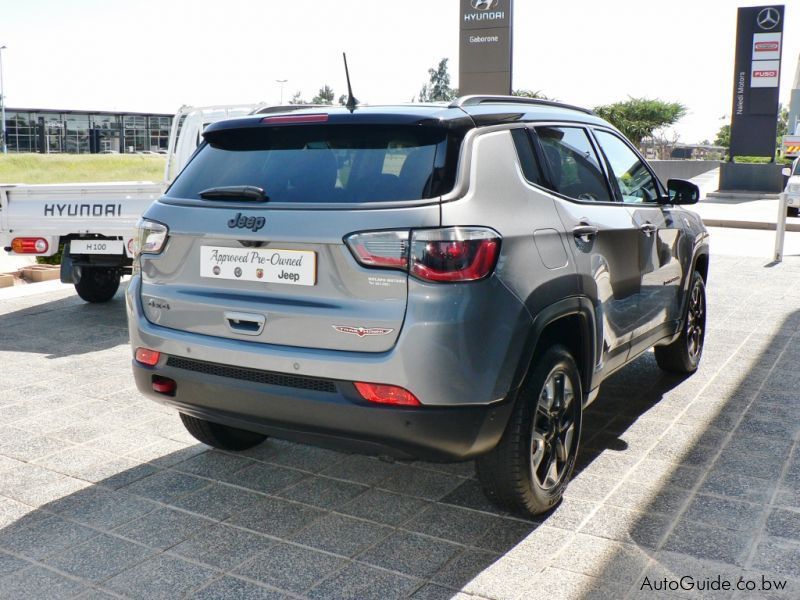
(11, 237), (49, 254)
(261, 113), (329, 125)
(152, 376), (176, 395)
(135, 347), (161, 366)
(354, 382), (421, 406)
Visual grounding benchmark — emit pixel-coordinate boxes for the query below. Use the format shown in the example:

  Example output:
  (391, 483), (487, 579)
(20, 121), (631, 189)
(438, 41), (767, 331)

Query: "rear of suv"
(127, 96), (709, 516)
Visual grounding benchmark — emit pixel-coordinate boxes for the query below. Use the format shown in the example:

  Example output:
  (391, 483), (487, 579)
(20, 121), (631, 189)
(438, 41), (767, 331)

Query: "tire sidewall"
(685, 272), (706, 370)
(75, 267), (120, 303)
(519, 346), (583, 513)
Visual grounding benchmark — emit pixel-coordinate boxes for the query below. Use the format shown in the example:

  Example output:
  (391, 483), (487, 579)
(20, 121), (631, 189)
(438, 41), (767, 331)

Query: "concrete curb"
(701, 218), (800, 232)
(0, 279), (74, 300)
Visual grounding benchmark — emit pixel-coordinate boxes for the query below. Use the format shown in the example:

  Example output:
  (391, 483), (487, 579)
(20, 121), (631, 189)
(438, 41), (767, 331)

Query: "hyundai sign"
(459, 0), (513, 95)
(729, 5), (785, 158)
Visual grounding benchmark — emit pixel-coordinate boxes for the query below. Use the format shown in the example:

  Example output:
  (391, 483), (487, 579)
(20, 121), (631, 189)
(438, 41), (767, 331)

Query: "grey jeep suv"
(127, 96), (709, 516)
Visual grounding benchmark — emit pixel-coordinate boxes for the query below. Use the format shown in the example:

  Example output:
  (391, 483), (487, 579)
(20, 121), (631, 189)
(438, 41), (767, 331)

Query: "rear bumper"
(132, 357), (514, 461)
(126, 270), (526, 460)
(126, 272), (532, 408)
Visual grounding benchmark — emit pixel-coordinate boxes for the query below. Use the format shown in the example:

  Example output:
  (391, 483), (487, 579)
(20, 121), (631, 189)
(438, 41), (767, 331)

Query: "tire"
(788, 207), (799, 218)
(74, 266), (120, 303)
(179, 413), (267, 451)
(476, 345), (583, 516)
(654, 270), (706, 373)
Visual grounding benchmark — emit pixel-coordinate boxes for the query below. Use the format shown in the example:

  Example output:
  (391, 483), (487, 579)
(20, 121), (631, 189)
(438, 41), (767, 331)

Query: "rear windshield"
(167, 124), (459, 203)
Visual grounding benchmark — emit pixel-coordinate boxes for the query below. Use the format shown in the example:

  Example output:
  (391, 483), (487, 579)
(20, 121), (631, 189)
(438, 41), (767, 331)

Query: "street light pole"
(0, 45), (7, 154)
(276, 79), (287, 105)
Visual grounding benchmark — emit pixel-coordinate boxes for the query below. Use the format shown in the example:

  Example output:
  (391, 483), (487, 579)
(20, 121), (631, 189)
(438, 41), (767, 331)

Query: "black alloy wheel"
(530, 367), (578, 491)
(654, 270), (706, 373)
(476, 345), (583, 516)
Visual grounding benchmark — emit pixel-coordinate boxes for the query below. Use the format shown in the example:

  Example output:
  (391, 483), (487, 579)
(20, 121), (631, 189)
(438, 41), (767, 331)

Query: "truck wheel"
(788, 207), (799, 218)
(179, 413), (267, 451)
(476, 345), (582, 516)
(74, 267), (120, 303)
(654, 271), (706, 373)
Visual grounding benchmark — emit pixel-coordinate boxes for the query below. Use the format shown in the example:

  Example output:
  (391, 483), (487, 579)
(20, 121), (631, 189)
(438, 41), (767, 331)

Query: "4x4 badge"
(333, 325), (394, 338)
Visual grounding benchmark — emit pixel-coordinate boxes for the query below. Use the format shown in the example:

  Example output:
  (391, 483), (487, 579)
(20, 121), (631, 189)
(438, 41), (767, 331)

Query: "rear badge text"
(333, 325), (395, 337)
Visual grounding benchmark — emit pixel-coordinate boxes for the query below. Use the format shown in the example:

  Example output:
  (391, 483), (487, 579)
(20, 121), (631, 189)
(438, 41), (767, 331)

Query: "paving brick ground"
(0, 254), (799, 599)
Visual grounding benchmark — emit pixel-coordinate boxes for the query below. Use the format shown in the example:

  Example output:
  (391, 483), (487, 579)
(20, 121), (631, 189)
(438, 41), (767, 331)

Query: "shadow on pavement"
(0, 426), (553, 598)
(565, 272), (800, 597)
(0, 287), (128, 359)
(2, 258), (799, 598)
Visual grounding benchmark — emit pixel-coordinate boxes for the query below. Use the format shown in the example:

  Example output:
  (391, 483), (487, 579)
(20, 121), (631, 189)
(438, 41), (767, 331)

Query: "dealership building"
(3, 108), (173, 154)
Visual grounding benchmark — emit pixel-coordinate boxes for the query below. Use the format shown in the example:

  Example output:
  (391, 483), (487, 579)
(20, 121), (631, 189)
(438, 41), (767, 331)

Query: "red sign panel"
(755, 41), (780, 51)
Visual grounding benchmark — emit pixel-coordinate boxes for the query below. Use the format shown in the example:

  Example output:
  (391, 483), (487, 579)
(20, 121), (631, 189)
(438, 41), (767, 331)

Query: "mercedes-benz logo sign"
(756, 7), (780, 30)
(471, 0), (498, 10)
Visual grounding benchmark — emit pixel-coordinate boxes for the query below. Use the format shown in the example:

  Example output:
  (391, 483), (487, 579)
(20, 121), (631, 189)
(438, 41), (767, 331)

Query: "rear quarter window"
(510, 128), (545, 186)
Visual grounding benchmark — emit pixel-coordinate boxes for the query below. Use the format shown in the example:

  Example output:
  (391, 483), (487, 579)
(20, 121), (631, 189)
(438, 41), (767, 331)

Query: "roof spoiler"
(449, 95), (594, 116)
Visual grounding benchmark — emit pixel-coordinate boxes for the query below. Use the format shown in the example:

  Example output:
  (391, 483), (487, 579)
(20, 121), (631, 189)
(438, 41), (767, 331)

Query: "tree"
(338, 94), (347, 106)
(777, 105), (789, 137)
(312, 85), (335, 105)
(290, 91), (307, 105)
(512, 89), (553, 100)
(418, 58), (457, 102)
(714, 124), (730, 148)
(593, 98), (687, 147)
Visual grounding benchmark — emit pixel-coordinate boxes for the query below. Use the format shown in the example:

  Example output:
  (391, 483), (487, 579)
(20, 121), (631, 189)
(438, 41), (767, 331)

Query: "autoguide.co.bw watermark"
(640, 574), (788, 593)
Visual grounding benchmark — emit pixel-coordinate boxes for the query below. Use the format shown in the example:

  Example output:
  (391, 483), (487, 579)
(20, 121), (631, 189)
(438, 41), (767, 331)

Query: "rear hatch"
(139, 109), (470, 352)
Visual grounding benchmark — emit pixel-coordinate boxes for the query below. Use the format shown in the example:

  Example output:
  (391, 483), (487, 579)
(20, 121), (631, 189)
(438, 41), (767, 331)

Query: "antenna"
(343, 52), (358, 113)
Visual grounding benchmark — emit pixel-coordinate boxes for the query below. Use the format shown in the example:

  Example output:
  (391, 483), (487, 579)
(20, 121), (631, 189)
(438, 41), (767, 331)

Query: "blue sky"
(1, 0), (798, 142)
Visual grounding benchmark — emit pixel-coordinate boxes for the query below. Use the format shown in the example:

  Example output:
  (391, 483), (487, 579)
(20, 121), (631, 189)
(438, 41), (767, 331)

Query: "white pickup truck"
(0, 104), (303, 302)
(782, 157), (800, 216)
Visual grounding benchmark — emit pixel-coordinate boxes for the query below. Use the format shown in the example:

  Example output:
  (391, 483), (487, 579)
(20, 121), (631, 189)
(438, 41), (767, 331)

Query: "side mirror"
(783, 167), (792, 177)
(666, 179), (700, 205)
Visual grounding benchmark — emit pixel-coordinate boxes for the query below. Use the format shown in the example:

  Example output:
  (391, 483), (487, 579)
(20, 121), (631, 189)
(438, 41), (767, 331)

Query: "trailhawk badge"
(333, 325), (394, 338)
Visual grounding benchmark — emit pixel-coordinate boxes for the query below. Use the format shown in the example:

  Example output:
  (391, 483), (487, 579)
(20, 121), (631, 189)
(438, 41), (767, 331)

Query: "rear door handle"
(640, 222), (658, 236)
(573, 224), (598, 240)
(224, 312), (266, 336)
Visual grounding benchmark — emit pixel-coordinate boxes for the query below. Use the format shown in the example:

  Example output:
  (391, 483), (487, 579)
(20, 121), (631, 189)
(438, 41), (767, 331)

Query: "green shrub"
(36, 243), (64, 266)
(732, 155), (792, 165)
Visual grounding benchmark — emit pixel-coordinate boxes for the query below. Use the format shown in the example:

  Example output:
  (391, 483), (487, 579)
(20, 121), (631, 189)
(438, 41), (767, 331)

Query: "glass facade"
(2, 108), (173, 154)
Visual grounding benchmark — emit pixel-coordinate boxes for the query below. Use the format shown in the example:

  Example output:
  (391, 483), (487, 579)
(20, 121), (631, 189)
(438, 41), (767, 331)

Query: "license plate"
(70, 240), (124, 255)
(200, 246), (316, 286)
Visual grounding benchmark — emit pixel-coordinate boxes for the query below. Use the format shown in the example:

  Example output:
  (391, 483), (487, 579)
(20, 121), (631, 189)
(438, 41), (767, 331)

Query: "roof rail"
(449, 95), (594, 116)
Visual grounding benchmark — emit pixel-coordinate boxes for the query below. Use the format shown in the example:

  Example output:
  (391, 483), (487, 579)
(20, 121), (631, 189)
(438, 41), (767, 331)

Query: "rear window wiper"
(198, 186), (268, 202)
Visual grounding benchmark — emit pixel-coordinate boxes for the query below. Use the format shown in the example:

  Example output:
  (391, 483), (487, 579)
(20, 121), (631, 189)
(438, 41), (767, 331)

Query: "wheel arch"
(693, 248), (709, 283)
(510, 297), (597, 407)
(675, 245), (709, 322)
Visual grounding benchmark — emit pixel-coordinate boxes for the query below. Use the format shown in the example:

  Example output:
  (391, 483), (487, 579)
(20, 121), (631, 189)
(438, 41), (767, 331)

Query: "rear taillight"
(410, 228), (500, 282)
(135, 219), (169, 256)
(354, 382), (421, 406)
(135, 347), (161, 366)
(152, 376), (176, 395)
(11, 238), (49, 254)
(345, 227), (501, 283)
(344, 230), (410, 270)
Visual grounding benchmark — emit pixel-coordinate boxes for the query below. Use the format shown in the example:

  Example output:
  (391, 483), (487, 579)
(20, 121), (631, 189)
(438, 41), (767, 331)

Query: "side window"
(510, 128), (544, 186)
(534, 126), (612, 202)
(593, 130), (659, 204)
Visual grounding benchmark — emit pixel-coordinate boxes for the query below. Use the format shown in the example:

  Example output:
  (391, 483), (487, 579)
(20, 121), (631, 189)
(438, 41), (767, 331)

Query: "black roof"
(203, 96), (611, 136)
